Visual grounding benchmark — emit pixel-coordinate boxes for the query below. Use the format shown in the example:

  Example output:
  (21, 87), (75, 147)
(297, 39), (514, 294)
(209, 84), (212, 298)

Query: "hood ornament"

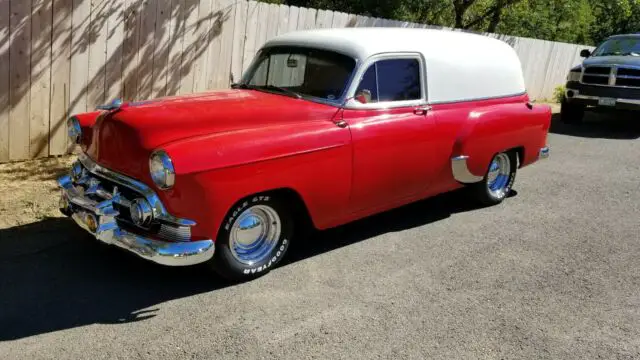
(96, 98), (124, 111)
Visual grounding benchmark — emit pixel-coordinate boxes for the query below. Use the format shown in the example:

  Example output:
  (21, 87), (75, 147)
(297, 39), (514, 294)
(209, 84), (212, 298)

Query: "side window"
(355, 58), (422, 103)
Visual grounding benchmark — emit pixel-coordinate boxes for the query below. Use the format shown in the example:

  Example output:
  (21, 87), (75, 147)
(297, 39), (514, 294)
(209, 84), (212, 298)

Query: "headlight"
(567, 70), (582, 82)
(67, 117), (81, 143)
(130, 198), (153, 226)
(149, 150), (175, 190)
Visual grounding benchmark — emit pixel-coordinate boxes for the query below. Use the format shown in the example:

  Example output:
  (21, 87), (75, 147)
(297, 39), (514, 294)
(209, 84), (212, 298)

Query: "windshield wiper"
(230, 83), (301, 99)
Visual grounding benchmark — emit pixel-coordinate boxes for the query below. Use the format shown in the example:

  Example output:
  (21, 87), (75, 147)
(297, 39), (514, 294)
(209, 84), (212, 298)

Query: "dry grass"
(0, 155), (75, 229)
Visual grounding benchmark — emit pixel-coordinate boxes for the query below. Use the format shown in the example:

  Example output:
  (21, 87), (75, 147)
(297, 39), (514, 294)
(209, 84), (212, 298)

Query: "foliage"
(553, 85), (566, 103)
(266, 0), (640, 45)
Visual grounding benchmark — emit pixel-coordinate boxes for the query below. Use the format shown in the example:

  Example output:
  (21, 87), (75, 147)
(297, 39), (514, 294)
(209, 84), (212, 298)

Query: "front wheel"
(471, 151), (517, 206)
(211, 194), (293, 282)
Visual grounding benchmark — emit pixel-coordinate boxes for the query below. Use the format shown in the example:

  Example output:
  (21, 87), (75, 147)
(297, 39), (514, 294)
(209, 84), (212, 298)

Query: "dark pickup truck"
(561, 33), (640, 124)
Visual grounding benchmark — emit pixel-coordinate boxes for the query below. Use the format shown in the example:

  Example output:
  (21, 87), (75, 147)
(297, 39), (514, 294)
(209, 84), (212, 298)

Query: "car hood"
(85, 89), (339, 179)
(583, 55), (640, 67)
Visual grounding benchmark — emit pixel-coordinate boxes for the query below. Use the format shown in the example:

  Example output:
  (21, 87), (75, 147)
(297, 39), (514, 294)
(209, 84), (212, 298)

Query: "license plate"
(598, 97), (616, 106)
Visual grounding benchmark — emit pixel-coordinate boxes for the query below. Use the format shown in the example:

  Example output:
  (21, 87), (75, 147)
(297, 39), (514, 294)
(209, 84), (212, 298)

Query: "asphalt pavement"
(1, 107), (639, 359)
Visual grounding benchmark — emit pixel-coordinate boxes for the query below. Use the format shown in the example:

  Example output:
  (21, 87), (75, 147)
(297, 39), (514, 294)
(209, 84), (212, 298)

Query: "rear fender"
(452, 102), (551, 183)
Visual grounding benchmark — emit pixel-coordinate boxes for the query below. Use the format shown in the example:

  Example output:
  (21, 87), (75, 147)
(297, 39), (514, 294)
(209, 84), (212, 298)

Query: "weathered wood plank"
(287, 5), (298, 33)
(9, 0), (32, 160)
(70, 0), (90, 115)
(87, 0), (109, 109)
(49, 0), (73, 156)
(242, 1), (259, 74)
(0, 0), (11, 161)
(165, 0), (185, 96)
(316, 9), (333, 28)
(210, 0), (237, 89)
(192, 0), (214, 93)
(229, 0), (248, 84)
(152, 0), (174, 97)
(178, 0), (200, 95)
(121, 0), (142, 101)
(105, 0), (125, 103)
(135, 0), (157, 99)
(29, 0), (53, 158)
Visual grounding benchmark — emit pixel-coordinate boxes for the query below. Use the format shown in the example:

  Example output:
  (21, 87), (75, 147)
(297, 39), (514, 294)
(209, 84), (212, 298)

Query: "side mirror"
(354, 89), (372, 104)
(580, 49), (591, 58)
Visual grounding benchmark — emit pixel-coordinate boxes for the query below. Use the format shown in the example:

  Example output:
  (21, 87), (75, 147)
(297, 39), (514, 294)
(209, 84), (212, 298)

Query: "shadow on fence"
(0, 0), (233, 161)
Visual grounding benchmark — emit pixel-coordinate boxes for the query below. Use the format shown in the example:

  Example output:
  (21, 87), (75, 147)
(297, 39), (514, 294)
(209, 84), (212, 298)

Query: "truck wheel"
(471, 151), (517, 206)
(560, 98), (584, 124)
(211, 194), (293, 282)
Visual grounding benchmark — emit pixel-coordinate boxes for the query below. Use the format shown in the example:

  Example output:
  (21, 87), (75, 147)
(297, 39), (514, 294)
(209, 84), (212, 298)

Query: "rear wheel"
(211, 194), (293, 282)
(560, 97), (585, 124)
(471, 151), (517, 206)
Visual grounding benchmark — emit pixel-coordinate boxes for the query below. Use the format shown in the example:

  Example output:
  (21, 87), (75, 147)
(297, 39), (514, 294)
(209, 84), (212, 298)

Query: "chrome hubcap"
(229, 205), (281, 265)
(486, 153), (511, 199)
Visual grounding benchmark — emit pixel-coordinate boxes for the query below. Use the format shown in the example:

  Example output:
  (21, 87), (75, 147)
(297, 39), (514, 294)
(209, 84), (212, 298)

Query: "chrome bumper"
(58, 174), (214, 267)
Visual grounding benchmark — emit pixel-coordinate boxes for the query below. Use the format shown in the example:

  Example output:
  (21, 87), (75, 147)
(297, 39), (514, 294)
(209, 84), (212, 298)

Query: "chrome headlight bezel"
(567, 70), (582, 82)
(67, 117), (81, 143)
(149, 150), (175, 190)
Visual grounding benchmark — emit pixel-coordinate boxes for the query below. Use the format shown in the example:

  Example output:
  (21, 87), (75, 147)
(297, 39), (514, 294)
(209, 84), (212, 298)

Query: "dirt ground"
(0, 155), (74, 229)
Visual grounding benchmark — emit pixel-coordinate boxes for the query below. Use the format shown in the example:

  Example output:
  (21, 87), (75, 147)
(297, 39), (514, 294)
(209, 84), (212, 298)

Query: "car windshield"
(238, 46), (356, 102)
(592, 37), (640, 57)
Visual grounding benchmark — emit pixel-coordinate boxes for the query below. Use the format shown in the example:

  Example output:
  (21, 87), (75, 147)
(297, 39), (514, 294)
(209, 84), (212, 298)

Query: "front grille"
(581, 66), (611, 85)
(73, 163), (190, 242)
(615, 67), (640, 88)
(584, 66), (611, 75)
(582, 75), (609, 85)
(617, 68), (640, 77)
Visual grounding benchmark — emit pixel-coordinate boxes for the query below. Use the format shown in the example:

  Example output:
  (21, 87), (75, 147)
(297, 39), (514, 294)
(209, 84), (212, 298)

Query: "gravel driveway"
(1, 106), (639, 359)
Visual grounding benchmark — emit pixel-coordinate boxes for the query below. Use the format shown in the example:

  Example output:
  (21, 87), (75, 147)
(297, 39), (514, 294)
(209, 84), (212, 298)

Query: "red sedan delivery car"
(58, 28), (551, 281)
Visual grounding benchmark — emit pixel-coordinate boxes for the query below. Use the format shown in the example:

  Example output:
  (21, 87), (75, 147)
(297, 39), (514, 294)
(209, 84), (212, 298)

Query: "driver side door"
(342, 54), (440, 214)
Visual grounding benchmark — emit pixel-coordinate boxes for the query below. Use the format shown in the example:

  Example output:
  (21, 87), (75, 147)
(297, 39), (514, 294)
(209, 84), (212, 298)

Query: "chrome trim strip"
(429, 91), (527, 105)
(59, 176), (213, 266)
(451, 155), (483, 183)
(77, 153), (196, 226)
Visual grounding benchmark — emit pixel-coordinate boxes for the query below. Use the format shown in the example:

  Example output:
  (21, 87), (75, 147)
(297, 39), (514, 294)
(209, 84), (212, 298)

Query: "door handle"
(413, 105), (432, 115)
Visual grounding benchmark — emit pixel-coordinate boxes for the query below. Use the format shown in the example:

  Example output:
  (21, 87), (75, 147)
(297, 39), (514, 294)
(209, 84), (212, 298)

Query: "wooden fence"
(0, 0), (593, 163)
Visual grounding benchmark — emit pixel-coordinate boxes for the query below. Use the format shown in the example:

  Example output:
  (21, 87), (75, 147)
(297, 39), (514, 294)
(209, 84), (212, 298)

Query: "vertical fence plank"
(316, 9), (333, 28)
(70, 0), (90, 116)
(121, 0), (141, 101)
(210, 0), (237, 89)
(9, 0), (31, 160)
(87, 0), (108, 109)
(135, 0), (157, 99)
(0, 0), (11, 161)
(49, 0), (73, 156)
(178, 0), (200, 94)
(192, 0), (213, 93)
(105, 0), (125, 103)
(287, 5), (298, 33)
(230, 0), (248, 84)
(165, 1), (185, 96)
(29, 0), (53, 158)
(152, 0), (173, 97)
(242, 1), (259, 73)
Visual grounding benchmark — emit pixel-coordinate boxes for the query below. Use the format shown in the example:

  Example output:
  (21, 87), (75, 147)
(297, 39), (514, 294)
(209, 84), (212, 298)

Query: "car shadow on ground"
(549, 110), (640, 140)
(0, 188), (490, 341)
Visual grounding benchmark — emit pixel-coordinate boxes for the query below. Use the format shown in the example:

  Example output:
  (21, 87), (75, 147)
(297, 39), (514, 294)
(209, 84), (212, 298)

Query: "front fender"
(156, 121), (353, 241)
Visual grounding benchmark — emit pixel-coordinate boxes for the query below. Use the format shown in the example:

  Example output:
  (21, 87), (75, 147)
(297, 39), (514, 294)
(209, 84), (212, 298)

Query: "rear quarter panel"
(432, 96), (551, 179)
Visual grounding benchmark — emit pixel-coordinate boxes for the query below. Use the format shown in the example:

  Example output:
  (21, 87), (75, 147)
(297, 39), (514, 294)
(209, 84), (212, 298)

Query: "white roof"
(264, 28), (526, 103)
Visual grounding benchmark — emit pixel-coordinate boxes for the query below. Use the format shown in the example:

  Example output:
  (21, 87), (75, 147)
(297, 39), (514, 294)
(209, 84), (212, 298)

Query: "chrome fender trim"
(451, 155), (484, 183)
